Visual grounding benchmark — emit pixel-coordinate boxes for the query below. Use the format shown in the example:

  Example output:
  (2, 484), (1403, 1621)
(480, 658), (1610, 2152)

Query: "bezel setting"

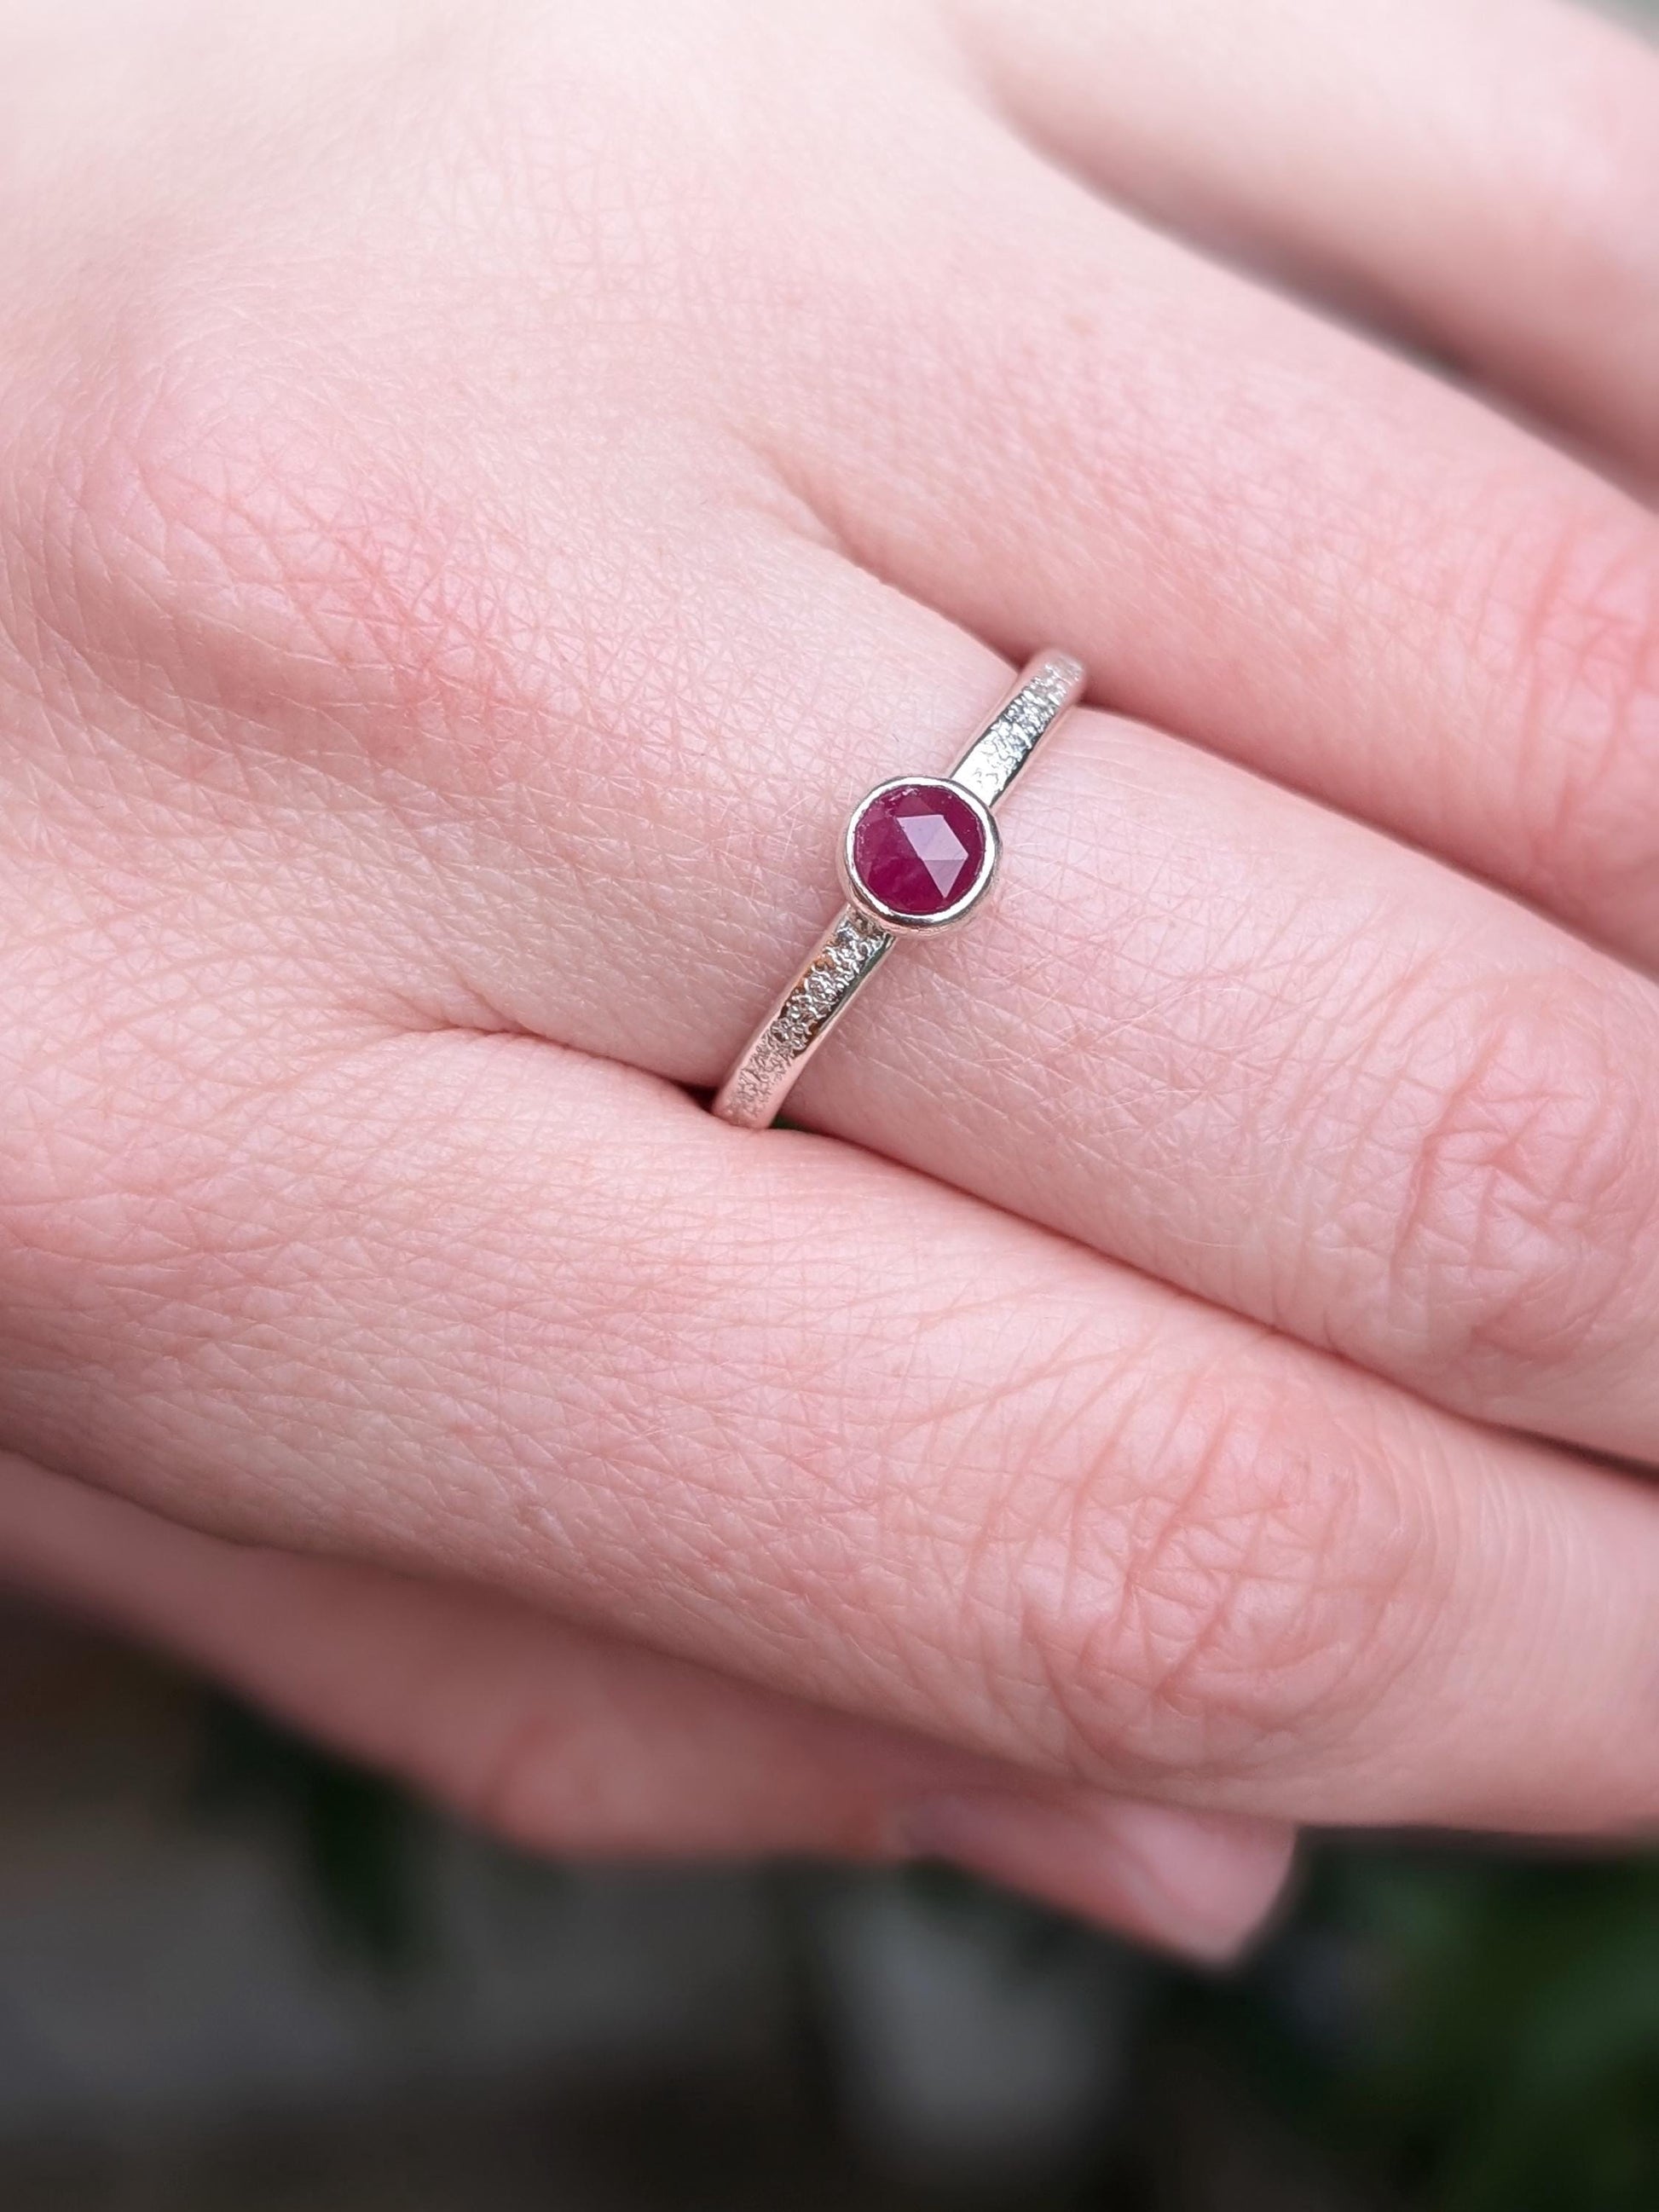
(711, 651), (1084, 1129)
(839, 776), (1001, 933)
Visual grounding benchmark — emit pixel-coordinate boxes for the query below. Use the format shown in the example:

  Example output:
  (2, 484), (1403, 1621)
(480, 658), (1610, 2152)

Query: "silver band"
(712, 651), (1085, 1129)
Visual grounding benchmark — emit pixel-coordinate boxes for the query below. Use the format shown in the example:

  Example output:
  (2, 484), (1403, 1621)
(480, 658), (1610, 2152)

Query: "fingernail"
(893, 1789), (1296, 1962)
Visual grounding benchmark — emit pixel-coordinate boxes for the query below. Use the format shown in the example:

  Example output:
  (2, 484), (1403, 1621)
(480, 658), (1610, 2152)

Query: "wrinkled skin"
(2, 0), (1658, 1958)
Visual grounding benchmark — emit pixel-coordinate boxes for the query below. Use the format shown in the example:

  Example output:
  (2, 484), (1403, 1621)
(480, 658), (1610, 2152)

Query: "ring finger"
(30, 373), (1659, 1465)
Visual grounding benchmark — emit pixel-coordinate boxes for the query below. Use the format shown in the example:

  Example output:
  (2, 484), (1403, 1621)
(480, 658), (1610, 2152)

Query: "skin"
(0, 0), (1656, 1959)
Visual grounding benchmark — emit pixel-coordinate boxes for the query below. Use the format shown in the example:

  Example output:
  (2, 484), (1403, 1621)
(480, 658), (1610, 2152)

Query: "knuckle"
(997, 1366), (1435, 1786)
(1492, 507), (1659, 923)
(6, 309), (532, 784)
(1384, 977), (1656, 1388)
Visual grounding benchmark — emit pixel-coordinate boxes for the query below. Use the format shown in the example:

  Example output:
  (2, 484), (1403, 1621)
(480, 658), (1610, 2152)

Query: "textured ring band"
(712, 651), (1086, 1129)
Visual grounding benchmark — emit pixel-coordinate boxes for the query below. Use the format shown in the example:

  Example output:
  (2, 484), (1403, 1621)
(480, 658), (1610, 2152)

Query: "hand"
(1, 0), (1656, 1959)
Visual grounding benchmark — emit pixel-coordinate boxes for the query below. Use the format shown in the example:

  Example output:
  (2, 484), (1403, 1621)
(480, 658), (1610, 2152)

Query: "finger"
(23, 364), (1659, 1465)
(388, 567), (1659, 1470)
(948, 0), (1659, 476)
(786, 700), (1659, 1468)
(733, 95), (1659, 973)
(0, 1452), (1294, 1958)
(16, 351), (1659, 1461)
(3, 1028), (1658, 1837)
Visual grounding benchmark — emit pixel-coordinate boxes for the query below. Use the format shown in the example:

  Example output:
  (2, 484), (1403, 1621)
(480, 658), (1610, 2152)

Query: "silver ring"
(712, 651), (1086, 1129)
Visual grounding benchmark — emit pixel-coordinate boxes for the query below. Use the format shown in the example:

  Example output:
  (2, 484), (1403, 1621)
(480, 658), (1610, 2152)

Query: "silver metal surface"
(711, 651), (1085, 1130)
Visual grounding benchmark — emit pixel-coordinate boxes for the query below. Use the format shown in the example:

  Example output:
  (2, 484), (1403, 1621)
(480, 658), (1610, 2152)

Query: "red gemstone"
(850, 780), (988, 920)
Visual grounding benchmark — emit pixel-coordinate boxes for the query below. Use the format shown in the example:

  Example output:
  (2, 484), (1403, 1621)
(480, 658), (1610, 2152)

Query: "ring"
(712, 651), (1086, 1129)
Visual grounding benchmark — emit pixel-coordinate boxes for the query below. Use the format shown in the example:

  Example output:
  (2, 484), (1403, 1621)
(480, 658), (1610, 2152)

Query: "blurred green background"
(3, 1585), (1656, 2211)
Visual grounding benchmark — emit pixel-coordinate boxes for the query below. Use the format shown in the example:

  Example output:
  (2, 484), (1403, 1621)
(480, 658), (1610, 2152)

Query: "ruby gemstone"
(850, 780), (988, 921)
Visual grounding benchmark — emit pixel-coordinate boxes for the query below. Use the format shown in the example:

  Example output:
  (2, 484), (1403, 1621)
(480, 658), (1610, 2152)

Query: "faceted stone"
(850, 780), (988, 920)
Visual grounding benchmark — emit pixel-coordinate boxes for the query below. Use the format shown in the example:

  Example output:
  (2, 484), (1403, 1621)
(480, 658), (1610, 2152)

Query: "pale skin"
(1, 0), (1657, 1962)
